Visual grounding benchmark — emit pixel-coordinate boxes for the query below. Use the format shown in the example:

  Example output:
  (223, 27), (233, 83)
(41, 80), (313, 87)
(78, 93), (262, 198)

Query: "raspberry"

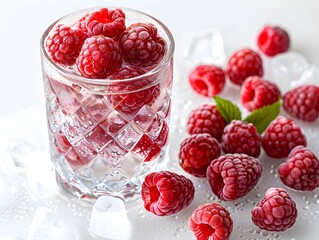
(278, 146), (319, 191)
(108, 66), (160, 116)
(186, 104), (227, 142)
(251, 188), (297, 231)
(84, 8), (126, 38)
(283, 85), (319, 122)
(257, 26), (290, 57)
(189, 202), (233, 240)
(76, 35), (122, 79)
(188, 65), (226, 97)
(45, 24), (87, 66)
(179, 134), (221, 178)
(141, 171), (195, 216)
(207, 153), (263, 201)
(262, 116), (307, 158)
(227, 48), (263, 86)
(221, 120), (261, 157)
(241, 76), (281, 112)
(119, 23), (166, 68)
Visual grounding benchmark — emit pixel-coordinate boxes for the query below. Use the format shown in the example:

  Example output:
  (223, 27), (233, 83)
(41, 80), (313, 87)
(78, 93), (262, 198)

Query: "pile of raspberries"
(141, 25), (319, 240)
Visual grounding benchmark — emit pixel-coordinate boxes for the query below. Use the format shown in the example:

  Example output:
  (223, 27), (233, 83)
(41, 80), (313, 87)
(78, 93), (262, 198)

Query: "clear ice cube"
(89, 196), (130, 239)
(269, 52), (317, 92)
(181, 29), (226, 68)
(28, 207), (76, 240)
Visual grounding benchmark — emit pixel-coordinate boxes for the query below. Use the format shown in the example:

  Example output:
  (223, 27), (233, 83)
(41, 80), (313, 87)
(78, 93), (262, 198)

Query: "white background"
(0, 0), (319, 239)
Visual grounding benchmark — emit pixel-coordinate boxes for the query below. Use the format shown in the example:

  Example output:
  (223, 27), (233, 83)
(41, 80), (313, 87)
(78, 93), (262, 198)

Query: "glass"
(40, 7), (174, 204)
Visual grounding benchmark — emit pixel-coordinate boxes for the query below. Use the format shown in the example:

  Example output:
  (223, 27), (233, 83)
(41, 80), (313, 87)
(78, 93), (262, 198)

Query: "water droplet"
(255, 193), (261, 198)
(261, 230), (269, 236)
(173, 232), (180, 237)
(304, 205), (310, 211)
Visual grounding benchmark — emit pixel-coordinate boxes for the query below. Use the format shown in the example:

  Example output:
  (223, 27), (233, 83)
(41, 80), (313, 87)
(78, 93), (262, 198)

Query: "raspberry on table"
(283, 85), (319, 122)
(179, 133), (221, 178)
(186, 103), (227, 142)
(141, 171), (195, 216)
(76, 35), (122, 79)
(251, 188), (297, 231)
(278, 146), (319, 191)
(119, 23), (166, 68)
(262, 116), (307, 158)
(108, 66), (160, 116)
(226, 48), (263, 86)
(45, 24), (87, 66)
(188, 64), (226, 97)
(189, 202), (233, 240)
(257, 25), (290, 57)
(241, 76), (281, 112)
(207, 153), (263, 201)
(221, 120), (261, 157)
(84, 8), (126, 38)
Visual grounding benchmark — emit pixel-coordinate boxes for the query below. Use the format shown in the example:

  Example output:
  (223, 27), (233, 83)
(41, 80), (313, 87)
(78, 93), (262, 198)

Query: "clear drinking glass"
(40, 7), (174, 204)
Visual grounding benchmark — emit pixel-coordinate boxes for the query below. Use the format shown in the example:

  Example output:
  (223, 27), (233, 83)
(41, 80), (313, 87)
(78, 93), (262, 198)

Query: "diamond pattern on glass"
(75, 168), (99, 189)
(132, 134), (161, 162)
(90, 156), (114, 180)
(100, 111), (128, 137)
(82, 96), (112, 122)
(72, 138), (98, 164)
(47, 97), (66, 132)
(64, 147), (86, 172)
(133, 105), (155, 131)
(120, 152), (144, 178)
(74, 107), (98, 135)
(100, 140), (128, 166)
(146, 114), (164, 141)
(116, 124), (142, 150)
(86, 125), (112, 151)
(103, 169), (129, 192)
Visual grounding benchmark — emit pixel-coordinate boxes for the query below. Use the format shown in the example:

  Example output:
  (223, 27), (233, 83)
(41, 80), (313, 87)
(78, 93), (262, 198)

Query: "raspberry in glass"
(283, 85), (319, 122)
(179, 133), (221, 178)
(241, 76), (281, 112)
(207, 153), (263, 201)
(187, 104), (227, 142)
(257, 25), (290, 57)
(189, 202), (233, 240)
(251, 188), (297, 231)
(141, 171), (195, 216)
(188, 64), (226, 97)
(262, 116), (307, 158)
(278, 146), (319, 191)
(227, 48), (263, 86)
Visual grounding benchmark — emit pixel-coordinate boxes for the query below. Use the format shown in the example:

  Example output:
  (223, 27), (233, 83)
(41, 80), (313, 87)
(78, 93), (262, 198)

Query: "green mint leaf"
(244, 100), (281, 134)
(214, 96), (242, 124)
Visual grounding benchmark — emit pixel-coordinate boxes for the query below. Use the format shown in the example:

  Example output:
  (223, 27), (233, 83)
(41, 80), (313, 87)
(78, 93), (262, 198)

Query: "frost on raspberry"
(141, 171), (195, 216)
(251, 188), (297, 231)
(278, 146), (319, 191)
(207, 153), (263, 201)
(119, 23), (166, 68)
(45, 24), (87, 66)
(189, 202), (233, 240)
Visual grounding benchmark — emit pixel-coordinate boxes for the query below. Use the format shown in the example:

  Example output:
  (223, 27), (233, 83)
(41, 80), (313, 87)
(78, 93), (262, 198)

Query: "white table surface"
(0, 0), (319, 239)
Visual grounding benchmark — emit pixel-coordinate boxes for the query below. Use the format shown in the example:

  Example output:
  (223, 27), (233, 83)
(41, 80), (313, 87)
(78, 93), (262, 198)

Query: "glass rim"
(40, 6), (175, 85)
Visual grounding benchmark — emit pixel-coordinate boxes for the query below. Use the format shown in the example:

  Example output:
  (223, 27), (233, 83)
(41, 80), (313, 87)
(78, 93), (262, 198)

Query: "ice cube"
(89, 196), (130, 239)
(28, 207), (76, 240)
(181, 29), (226, 68)
(269, 52), (314, 92)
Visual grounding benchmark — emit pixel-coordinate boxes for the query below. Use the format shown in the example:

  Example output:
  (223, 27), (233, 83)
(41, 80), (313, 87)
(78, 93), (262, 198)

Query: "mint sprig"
(214, 96), (242, 124)
(244, 100), (281, 134)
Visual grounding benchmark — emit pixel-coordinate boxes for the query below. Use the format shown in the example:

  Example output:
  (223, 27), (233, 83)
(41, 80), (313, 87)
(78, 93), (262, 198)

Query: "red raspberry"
(241, 76), (281, 112)
(226, 48), (263, 86)
(278, 146), (319, 191)
(189, 202), (233, 240)
(45, 24), (87, 66)
(141, 171), (195, 216)
(186, 104), (227, 142)
(283, 85), (319, 122)
(251, 188), (297, 231)
(188, 65), (225, 97)
(257, 26), (290, 57)
(76, 35), (122, 79)
(84, 8), (126, 38)
(221, 120), (261, 157)
(119, 23), (166, 68)
(108, 66), (160, 116)
(207, 153), (263, 201)
(179, 134), (221, 178)
(262, 116), (307, 158)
